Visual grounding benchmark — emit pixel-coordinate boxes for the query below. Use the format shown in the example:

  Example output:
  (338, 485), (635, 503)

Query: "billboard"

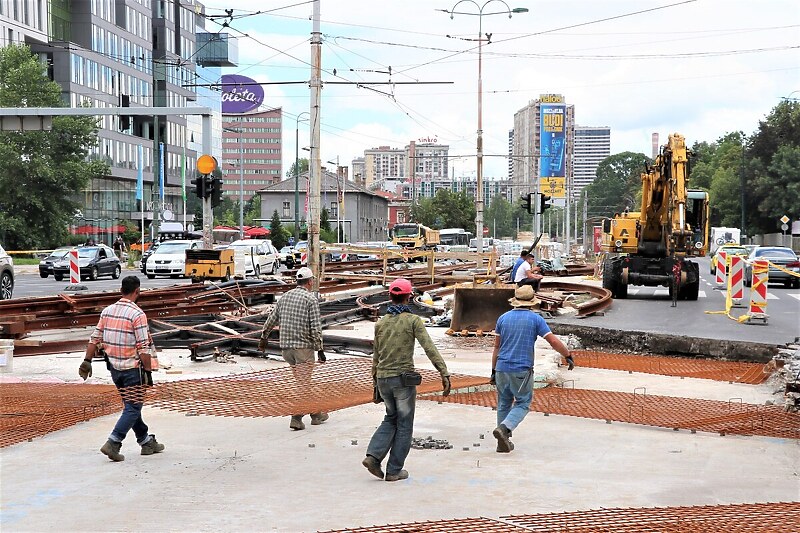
(540, 177), (566, 199)
(221, 74), (264, 114)
(539, 104), (566, 178)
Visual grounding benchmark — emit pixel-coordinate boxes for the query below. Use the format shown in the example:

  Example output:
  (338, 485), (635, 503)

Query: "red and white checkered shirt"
(89, 298), (156, 371)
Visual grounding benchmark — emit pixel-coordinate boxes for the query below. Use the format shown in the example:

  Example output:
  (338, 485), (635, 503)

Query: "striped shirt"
(494, 309), (551, 372)
(89, 298), (155, 371)
(261, 287), (323, 350)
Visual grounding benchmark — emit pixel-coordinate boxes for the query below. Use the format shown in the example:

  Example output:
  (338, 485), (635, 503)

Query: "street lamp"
(295, 112), (310, 241)
(443, 0), (527, 253)
(327, 156), (342, 242)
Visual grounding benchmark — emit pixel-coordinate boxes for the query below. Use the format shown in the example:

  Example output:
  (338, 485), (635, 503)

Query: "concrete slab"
(2, 321), (798, 532)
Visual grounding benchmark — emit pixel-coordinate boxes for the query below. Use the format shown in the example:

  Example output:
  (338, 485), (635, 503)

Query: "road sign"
(781, 223), (789, 232)
(540, 177), (565, 199)
(780, 215), (789, 224)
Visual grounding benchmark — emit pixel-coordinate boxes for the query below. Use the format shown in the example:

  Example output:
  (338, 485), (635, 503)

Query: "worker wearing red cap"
(362, 277), (451, 482)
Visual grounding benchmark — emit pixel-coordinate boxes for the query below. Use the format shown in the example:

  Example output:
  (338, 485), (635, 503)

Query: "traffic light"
(540, 193), (552, 214)
(521, 193), (534, 214)
(209, 176), (223, 208)
(191, 175), (206, 199)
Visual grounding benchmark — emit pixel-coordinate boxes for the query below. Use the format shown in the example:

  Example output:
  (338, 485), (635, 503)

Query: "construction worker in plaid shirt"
(79, 275), (164, 462)
(259, 267), (328, 431)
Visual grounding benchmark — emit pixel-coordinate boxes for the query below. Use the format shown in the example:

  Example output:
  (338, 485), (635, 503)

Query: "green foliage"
(410, 189), (476, 230)
(269, 210), (288, 249)
(0, 44), (108, 249)
(485, 196), (516, 238)
(320, 228), (338, 243)
(244, 195), (261, 226)
(584, 151), (650, 219)
(213, 196), (237, 227)
(286, 158), (309, 179)
(320, 206), (331, 232)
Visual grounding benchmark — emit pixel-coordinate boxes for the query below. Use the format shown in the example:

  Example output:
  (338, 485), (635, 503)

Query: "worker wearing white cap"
(259, 266), (328, 430)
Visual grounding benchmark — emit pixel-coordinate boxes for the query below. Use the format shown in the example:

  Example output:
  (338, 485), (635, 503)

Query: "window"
(397, 212), (405, 223)
(330, 201), (338, 218)
(282, 200), (290, 218)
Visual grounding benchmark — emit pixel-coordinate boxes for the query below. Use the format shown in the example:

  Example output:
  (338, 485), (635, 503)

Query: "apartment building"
(573, 126), (611, 198)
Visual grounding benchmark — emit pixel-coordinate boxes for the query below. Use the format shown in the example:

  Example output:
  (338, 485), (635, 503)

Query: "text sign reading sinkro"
(221, 74), (264, 114)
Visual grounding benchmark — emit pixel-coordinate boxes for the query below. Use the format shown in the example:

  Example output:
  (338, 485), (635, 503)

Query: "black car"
(38, 246), (72, 278)
(51, 245), (122, 281)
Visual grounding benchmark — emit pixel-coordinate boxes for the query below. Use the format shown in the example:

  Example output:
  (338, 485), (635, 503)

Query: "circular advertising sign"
(221, 74), (264, 114)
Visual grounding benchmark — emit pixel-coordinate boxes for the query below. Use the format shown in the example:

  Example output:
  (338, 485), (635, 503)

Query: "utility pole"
(582, 190), (588, 249)
(308, 0), (322, 290)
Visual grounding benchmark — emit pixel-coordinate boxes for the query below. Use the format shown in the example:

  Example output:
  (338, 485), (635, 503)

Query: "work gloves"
(489, 369), (496, 385)
(565, 355), (575, 371)
(317, 350), (326, 363)
(258, 337), (268, 352)
(441, 375), (451, 397)
(78, 360), (93, 380)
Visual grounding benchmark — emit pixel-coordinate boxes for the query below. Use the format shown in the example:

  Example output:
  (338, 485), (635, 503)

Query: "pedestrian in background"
(259, 267), (328, 431)
(362, 278), (451, 482)
(113, 235), (127, 261)
(79, 275), (163, 462)
(490, 284), (572, 453)
(510, 249), (529, 282)
(513, 252), (543, 291)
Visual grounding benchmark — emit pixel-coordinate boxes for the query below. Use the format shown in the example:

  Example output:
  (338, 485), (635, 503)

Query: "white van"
(228, 239), (280, 277)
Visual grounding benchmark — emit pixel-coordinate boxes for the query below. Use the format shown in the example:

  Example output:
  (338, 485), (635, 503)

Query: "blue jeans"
(366, 376), (416, 476)
(109, 367), (150, 445)
(496, 369), (533, 431)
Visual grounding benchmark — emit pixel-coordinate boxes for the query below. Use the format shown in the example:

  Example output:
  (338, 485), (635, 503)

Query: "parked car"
(744, 246), (800, 288)
(38, 246), (72, 278)
(228, 239), (280, 277)
(0, 244), (14, 300)
(52, 245), (121, 281)
(145, 240), (202, 279)
(278, 246), (296, 268)
(710, 244), (749, 275)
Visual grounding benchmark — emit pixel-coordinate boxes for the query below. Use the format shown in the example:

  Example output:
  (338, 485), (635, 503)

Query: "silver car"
(744, 246), (800, 289)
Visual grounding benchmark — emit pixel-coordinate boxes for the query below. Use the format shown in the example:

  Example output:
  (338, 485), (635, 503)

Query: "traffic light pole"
(202, 193), (213, 249)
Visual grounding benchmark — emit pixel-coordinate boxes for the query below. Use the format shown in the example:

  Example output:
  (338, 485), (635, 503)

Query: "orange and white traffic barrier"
(728, 255), (745, 308)
(715, 249), (727, 287)
(69, 250), (80, 284)
(300, 251), (308, 265)
(746, 259), (769, 325)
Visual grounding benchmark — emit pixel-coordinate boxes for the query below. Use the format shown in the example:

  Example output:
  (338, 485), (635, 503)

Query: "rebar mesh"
(502, 501), (800, 532)
(572, 350), (770, 384)
(119, 358), (488, 418)
(428, 387), (800, 439)
(0, 383), (119, 448)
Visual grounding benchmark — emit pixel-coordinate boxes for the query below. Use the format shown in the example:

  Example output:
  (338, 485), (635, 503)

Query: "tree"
(269, 210), (287, 249)
(243, 194), (261, 226)
(584, 151), (650, 219)
(286, 158), (309, 179)
(320, 206), (331, 232)
(485, 196), (514, 238)
(213, 196), (237, 227)
(0, 44), (108, 249)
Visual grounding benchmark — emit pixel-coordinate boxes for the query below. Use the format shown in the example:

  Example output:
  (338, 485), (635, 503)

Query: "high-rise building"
(511, 94), (575, 202)
(12, 0), (212, 242)
(360, 142), (449, 198)
(221, 107), (283, 202)
(573, 126), (611, 198)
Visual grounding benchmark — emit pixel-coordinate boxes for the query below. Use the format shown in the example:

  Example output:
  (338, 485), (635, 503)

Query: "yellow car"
(710, 245), (748, 275)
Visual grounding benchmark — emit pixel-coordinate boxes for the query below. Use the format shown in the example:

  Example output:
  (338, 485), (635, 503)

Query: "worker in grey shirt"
(259, 267), (328, 430)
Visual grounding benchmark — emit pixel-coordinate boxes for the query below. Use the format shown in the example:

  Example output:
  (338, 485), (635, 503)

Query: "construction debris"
(411, 436), (453, 450)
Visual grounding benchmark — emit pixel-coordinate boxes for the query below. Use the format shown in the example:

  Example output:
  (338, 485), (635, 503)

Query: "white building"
(573, 126), (611, 198)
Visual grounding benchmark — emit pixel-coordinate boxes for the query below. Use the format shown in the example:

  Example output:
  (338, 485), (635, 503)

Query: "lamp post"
(327, 156), (342, 242)
(443, 0), (527, 253)
(295, 112), (310, 241)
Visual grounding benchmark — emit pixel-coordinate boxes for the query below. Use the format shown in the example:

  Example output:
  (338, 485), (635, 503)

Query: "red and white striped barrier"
(69, 250), (80, 284)
(715, 249), (727, 287)
(746, 259), (769, 324)
(728, 255), (745, 308)
(300, 252), (308, 265)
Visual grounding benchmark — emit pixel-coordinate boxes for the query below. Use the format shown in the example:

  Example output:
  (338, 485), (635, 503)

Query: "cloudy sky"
(200, 0), (799, 178)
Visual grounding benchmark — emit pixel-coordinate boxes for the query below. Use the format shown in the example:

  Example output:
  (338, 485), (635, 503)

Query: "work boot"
(362, 455), (384, 480)
(310, 412), (329, 425)
(140, 435), (165, 455)
(100, 439), (125, 462)
(385, 470), (409, 482)
(493, 424), (513, 453)
(289, 415), (305, 431)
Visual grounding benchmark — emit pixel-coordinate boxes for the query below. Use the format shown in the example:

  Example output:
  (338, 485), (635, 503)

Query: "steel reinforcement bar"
(319, 501), (800, 533)
(572, 350), (770, 384)
(427, 387), (800, 440)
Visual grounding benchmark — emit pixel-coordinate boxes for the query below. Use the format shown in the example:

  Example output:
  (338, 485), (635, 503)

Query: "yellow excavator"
(601, 133), (709, 301)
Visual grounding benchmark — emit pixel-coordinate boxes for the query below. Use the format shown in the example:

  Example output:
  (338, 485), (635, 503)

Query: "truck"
(709, 227), (741, 254)
(601, 133), (710, 301)
(391, 223), (440, 251)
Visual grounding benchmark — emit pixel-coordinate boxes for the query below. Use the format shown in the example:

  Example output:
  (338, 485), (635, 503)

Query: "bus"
(438, 228), (472, 251)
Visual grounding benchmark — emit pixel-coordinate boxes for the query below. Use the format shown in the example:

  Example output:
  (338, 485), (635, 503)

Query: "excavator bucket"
(450, 284), (515, 334)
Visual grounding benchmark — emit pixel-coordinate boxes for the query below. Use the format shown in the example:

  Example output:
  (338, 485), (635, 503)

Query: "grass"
(13, 258), (40, 265)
